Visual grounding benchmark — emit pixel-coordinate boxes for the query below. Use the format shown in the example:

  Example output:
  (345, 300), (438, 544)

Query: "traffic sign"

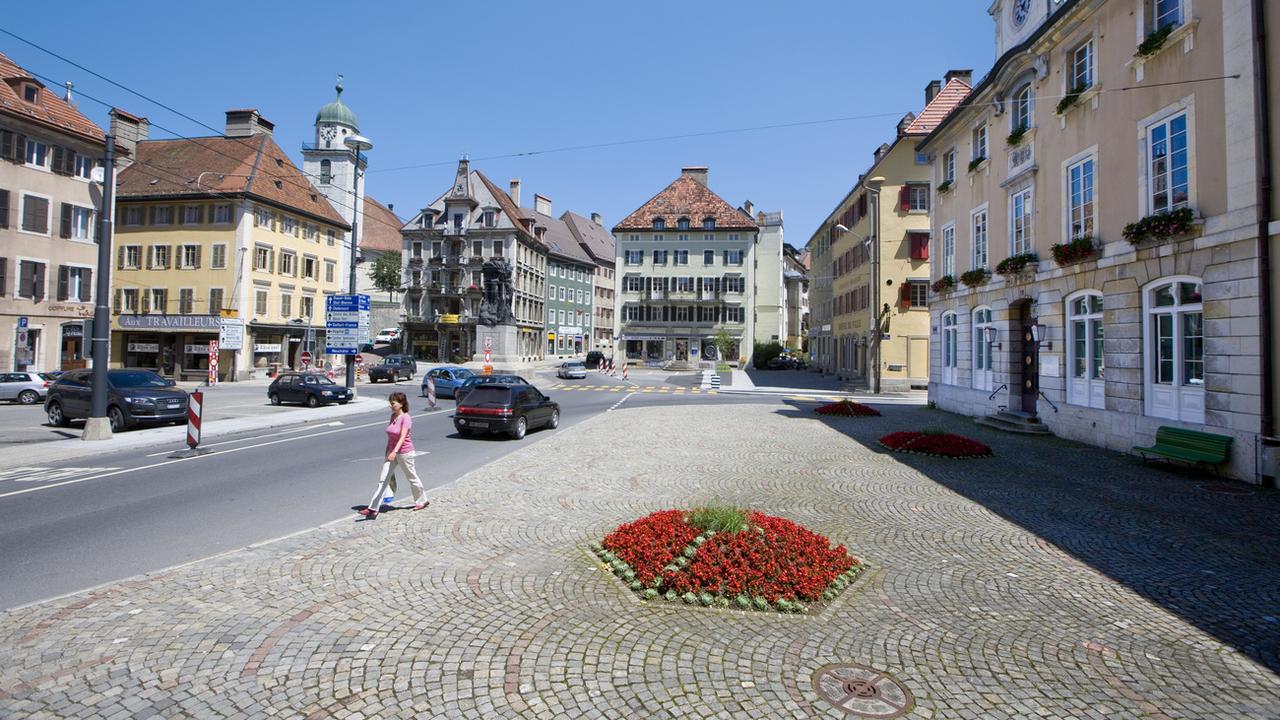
(218, 318), (244, 350)
(300, 350), (312, 364)
(354, 354), (363, 364)
(207, 340), (219, 386)
(18, 316), (28, 329)
(484, 335), (493, 352)
(326, 294), (371, 354)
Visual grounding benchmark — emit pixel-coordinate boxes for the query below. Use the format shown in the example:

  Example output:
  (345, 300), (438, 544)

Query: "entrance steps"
(975, 409), (1053, 435)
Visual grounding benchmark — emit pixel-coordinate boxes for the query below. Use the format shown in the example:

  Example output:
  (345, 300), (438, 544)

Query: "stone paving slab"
(1, 401), (1279, 718)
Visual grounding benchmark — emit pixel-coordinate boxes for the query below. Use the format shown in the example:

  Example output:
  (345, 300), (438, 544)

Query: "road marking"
(0, 410), (449, 499)
(0, 467), (120, 484)
(143, 420), (348, 456)
(607, 392), (635, 412)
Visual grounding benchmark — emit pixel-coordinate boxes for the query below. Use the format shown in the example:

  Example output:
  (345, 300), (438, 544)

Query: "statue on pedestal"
(478, 258), (515, 326)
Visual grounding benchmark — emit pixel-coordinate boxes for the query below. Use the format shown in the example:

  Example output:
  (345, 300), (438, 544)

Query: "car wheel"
(510, 416), (527, 440)
(306, 394), (319, 408)
(47, 402), (69, 427)
(107, 406), (126, 433)
(549, 409), (560, 429)
(269, 392), (281, 406)
(18, 389), (39, 405)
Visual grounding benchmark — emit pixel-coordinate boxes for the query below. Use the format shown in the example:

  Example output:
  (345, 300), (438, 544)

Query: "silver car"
(556, 361), (587, 379)
(0, 372), (51, 405)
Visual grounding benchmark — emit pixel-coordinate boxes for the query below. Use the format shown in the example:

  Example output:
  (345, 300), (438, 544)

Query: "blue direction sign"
(325, 294), (371, 354)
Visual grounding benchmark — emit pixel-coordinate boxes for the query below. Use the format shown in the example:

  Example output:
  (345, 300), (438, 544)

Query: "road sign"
(300, 350), (313, 366)
(219, 318), (244, 350)
(16, 328), (28, 347)
(484, 335), (493, 352)
(207, 340), (219, 387)
(325, 294), (371, 354)
(18, 316), (28, 329)
(354, 353), (363, 364)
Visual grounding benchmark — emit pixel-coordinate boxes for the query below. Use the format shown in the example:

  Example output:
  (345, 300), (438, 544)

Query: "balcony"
(649, 288), (667, 300)
(408, 256), (424, 266)
(444, 225), (467, 237)
(469, 255), (486, 266)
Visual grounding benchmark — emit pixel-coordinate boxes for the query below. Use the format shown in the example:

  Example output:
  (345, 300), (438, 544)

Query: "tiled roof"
(562, 211), (615, 266)
(903, 78), (971, 135)
(0, 51), (104, 146)
(613, 175), (758, 231)
(117, 135), (349, 228)
(474, 170), (542, 246)
(361, 196), (403, 253)
(532, 211), (594, 265)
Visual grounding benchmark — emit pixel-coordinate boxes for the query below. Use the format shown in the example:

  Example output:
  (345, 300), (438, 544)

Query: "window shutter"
(0, 257), (6, 296)
(52, 146), (67, 175)
(32, 262), (45, 301)
(57, 265), (69, 301)
(899, 283), (912, 308)
(177, 206), (186, 225)
(165, 245), (173, 269)
(142, 291), (151, 313)
(65, 149), (77, 175)
(10, 134), (25, 164)
(194, 245), (201, 268)
(196, 205), (205, 224)
(18, 262), (32, 298)
(148, 206), (156, 225)
(113, 289), (121, 314)
(899, 186), (911, 212)
(146, 245), (154, 269)
(116, 245), (125, 270)
(0, 131), (11, 160)
(81, 268), (92, 302)
(60, 203), (72, 238)
(0, 189), (8, 228)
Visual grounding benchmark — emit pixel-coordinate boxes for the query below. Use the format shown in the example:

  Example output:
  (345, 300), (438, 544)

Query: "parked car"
(45, 368), (188, 432)
(422, 366), (474, 398)
(0, 372), (51, 404)
(557, 361), (588, 379)
(584, 351), (607, 369)
(764, 355), (798, 370)
(368, 354), (417, 382)
(268, 372), (352, 407)
(374, 327), (401, 344)
(453, 383), (559, 440)
(453, 374), (530, 405)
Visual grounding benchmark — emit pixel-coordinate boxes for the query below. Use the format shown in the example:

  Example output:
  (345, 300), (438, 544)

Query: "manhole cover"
(1196, 482), (1254, 496)
(813, 663), (914, 718)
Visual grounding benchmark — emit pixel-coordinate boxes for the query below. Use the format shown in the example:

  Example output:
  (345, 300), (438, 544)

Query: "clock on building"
(1012, 0), (1031, 27)
(319, 125), (337, 146)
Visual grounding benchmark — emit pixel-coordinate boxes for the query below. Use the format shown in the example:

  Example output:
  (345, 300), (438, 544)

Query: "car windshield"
(478, 375), (523, 385)
(306, 375), (336, 385)
(110, 371), (170, 388)
(454, 369), (474, 379)
(463, 386), (512, 404)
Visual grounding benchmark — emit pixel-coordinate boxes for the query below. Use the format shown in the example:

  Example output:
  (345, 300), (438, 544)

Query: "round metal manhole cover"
(1196, 482), (1254, 496)
(813, 663), (914, 718)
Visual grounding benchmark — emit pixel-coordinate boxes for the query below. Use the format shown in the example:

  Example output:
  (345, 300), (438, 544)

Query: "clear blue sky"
(4, 1), (995, 247)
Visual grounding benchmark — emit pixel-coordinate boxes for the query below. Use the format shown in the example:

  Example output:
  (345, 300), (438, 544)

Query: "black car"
(45, 368), (189, 433)
(453, 374), (530, 405)
(584, 351), (607, 369)
(268, 372), (352, 407)
(453, 383), (558, 439)
(368, 354), (417, 383)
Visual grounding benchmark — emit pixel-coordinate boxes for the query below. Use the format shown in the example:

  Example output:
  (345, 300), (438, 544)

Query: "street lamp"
(343, 133), (373, 392)
(866, 176), (885, 394)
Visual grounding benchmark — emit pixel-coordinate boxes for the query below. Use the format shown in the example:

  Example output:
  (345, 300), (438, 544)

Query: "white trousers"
(367, 453), (425, 509)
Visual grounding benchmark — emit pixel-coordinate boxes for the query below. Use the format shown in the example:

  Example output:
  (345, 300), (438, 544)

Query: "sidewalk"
(1, 402), (1277, 717)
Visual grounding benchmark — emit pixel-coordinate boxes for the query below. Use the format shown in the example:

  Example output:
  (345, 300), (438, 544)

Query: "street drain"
(813, 663), (914, 718)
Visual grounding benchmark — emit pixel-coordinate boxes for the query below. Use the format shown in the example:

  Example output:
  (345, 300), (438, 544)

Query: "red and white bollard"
(609, 358), (616, 376)
(622, 364), (628, 382)
(187, 390), (203, 449)
(327, 365), (334, 381)
(426, 376), (437, 409)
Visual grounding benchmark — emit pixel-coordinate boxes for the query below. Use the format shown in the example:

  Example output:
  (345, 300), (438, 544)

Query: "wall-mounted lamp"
(1030, 322), (1052, 351)
(984, 325), (1001, 350)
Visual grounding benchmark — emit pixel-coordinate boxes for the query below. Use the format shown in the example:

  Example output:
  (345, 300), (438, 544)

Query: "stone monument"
(473, 258), (522, 364)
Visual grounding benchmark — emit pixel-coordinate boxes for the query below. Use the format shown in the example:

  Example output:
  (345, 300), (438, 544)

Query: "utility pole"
(83, 135), (116, 440)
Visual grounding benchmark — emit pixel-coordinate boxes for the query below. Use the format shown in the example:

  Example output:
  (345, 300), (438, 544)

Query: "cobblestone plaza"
(1, 402), (1278, 718)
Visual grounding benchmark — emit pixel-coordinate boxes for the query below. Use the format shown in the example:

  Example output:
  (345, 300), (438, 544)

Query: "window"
(577, 289), (584, 304)
(915, 152), (930, 165)
(943, 150), (956, 184)
(325, 260), (336, 283)
(703, 249), (715, 265)
(724, 249), (743, 265)
(23, 84), (39, 103)
(1145, 277), (1203, 422)
(70, 206), (93, 239)
(255, 290), (268, 316)
(122, 245), (141, 270)
(677, 217), (690, 230)
(1012, 83), (1033, 131)
(1147, 112), (1189, 214)
(559, 309), (567, 324)
(972, 124), (988, 161)
(908, 281), (928, 308)
(254, 246), (271, 271)
(941, 223), (956, 277)
(674, 276), (694, 293)
(702, 218), (716, 230)
(74, 154), (94, 180)
(213, 204), (232, 224)
(326, 229), (336, 246)
(1070, 40), (1094, 91)
(1067, 157), (1095, 239)
(17, 260), (46, 300)
(724, 276), (745, 293)
(209, 288), (224, 316)
(150, 288), (167, 313)
(559, 287), (566, 301)
(281, 294), (292, 317)
(301, 296), (314, 319)
(909, 185), (929, 211)
(20, 193), (49, 234)
(1067, 292), (1105, 409)
(121, 288), (138, 313)
(319, 159), (332, 184)
(672, 306), (692, 322)
(971, 209), (988, 269)
(182, 205), (202, 225)
(283, 216), (297, 236)
(1010, 188), (1033, 255)
(728, 233), (740, 243)
(624, 250), (643, 266)
(941, 312), (958, 385)
(24, 139), (48, 168)
(972, 307), (994, 391)
(152, 206), (173, 226)
(674, 249), (689, 265)
(179, 288), (194, 314)
(148, 245), (169, 270)
(652, 218), (665, 230)
(492, 240), (503, 257)
(473, 240), (484, 256)
(180, 245), (200, 269)
(482, 210), (495, 227)
(1147, 0), (1183, 32)
(624, 276), (643, 292)
(211, 244), (227, 269)
(653, 234), (664, 243)
(703, 233), (714, 244)
(279, 252), (296, 276)
(125, 206), (144, 226)
(302, 256), (317, 280)
(678, 233), (689, 244)
(653, 250), (668, 265)
(254, 207), (271, 227)
(62, 266), (89, 302)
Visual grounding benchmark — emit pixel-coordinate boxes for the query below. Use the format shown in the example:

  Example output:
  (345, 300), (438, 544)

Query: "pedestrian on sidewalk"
(358, 391), (428, 519)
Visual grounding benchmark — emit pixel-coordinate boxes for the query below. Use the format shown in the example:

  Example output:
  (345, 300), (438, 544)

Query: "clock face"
(319, 125), (336, 144)
(1012, 0), (1031, 26)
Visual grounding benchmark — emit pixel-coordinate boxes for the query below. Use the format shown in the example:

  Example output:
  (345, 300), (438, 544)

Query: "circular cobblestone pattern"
(813, 663), (914, 718)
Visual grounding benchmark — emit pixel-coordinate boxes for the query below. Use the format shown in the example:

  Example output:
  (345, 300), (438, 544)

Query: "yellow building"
(808, 75), (969, 390)
(110, 109), (350, 381)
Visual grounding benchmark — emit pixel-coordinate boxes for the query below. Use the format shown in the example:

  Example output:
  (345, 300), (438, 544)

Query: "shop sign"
(626, 335), (665, 341)
(48, 303), (94, 317)
(439, 314), (460, 324)
(559, 326), (582, 335)
(127, 342), (160, 353)
(183, 344), (209, 355)
(118, 314), (222, 330)
(547, 332), (556, 340)
(62, 323), (85, 338)
(254, 343), (282, 353)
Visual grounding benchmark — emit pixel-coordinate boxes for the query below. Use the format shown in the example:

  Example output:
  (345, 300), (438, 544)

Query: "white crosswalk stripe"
(0, 467), (122, 483)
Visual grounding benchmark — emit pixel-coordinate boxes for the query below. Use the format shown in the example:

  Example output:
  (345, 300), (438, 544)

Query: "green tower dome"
(315, 76), (358, 129)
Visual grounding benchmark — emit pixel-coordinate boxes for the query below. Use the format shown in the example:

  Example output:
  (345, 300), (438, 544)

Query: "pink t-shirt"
(386, 413), (414, 455)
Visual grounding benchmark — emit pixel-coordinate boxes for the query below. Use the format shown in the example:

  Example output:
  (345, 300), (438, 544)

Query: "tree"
(367, 251), (402, 301)
(713, 329), (735, 363)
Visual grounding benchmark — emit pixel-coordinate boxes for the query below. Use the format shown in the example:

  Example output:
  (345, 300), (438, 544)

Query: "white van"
(374, 327), (401, 344)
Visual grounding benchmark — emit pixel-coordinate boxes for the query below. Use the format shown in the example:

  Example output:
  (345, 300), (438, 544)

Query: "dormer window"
(482, 210), (496, 228)
(676, 217), (690, 230)
(652, 218), (666, 230)
(702, 217), (716, 230)
(22, 84), (38, 103)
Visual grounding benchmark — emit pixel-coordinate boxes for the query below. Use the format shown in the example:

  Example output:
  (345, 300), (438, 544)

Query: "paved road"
(0, 369), (763, 610)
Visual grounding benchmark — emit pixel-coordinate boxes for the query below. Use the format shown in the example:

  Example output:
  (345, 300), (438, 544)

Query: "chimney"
(742, 199), (754, 217)
(944, 68), (973, 86)
(63, 81), (73, 103)
(681, 166), (708, 186)
(534, 193), (552, 216)
(108, 108), (150, 166)
(387, 203), (393, 212)
(224, 109), (274, 138)
(509, 178), (521, 206)
(591, 212), (602, 226)
(924, 79), (942, 106)
(896, 112), (916, 137)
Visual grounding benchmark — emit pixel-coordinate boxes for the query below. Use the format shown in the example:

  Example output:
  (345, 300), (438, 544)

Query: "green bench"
(1133, 426), (1232, 472)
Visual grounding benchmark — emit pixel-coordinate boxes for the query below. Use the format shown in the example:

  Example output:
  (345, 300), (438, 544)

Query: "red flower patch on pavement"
(814, 400), (881, 417)
(591, 509), (864, 613)
(878, 431), (993, 458)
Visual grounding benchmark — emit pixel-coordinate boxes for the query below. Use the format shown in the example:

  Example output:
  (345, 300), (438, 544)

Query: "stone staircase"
(975, 409), (1053, 435)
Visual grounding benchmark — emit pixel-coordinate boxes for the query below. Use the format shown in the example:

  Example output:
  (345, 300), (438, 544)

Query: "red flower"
(879, 431), (992, 458)
(601, 510), (699, 584)
(815, 400), (881, 417)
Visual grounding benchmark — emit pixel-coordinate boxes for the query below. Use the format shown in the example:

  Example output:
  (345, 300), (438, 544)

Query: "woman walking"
(359, 391), (428, 518)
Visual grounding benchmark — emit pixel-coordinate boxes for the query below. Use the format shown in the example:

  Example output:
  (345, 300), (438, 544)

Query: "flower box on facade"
(931, 276), (955, 294)
(1122, 208), (1197, 246)
(967, 157), (986, 173)
(995, 253), (1039, 278)
(1006, 125), (1029, 147)
(937, 180), (953, 194)
(1051, 236), (1099, 266)
(959, 269), (990, 288)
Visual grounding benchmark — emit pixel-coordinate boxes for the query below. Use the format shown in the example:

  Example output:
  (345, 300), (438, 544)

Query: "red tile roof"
(613, 175), (757, 232)
(903, 78), (971, 136)
(361, 196), (403, 253)
(0, 51), (104, 146)
(117, 134), (349, 228)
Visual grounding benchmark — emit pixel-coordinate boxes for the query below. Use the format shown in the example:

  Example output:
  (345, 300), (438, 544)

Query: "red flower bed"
(815, 400), (880, 417)
(879, 431), (992, 458)
(601, 510), (700, 585)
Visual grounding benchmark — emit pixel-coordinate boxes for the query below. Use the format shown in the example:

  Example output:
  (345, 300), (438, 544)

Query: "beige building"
(782, 244), (809, 351)
(111, 109), (350, 381)
(920, 0), (1270, 480)
(807, 77), (967, 390)
(0, 52), (108, 373)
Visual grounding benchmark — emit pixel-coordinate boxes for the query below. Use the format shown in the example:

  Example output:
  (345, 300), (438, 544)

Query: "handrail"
(988, 383), (1007, 401)
(1038, 390), (1059, 413)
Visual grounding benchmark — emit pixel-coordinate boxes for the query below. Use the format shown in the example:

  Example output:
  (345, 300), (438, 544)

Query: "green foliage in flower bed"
(1122, 208), (1195, 245)
(968, 157), (986, 173)
(931, 276), (955, 294)
(1051, 236), (1097, 266)
(688, 504), (748, 534)
(1006, 125), (1028, 147)
(995, 252), (1038, 276)
(1055, 85), (1088, 115)
(959, 269), (990, 288)
(937, 180), (953, 193)
(1136, 24), (1174, 58)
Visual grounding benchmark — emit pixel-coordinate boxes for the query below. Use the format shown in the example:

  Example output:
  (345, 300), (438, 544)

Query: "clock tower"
(302, 75), (366, 287)
(990, 0), (1065, 56)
